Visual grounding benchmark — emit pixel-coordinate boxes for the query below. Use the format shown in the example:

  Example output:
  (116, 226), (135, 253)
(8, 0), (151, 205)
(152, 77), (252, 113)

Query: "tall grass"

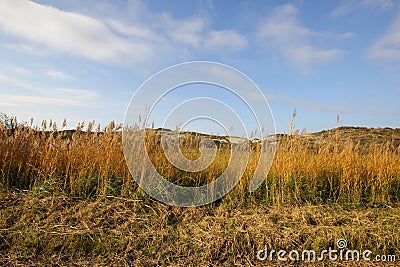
(267, 134), (400, 204)
(1, 119), (399, 205)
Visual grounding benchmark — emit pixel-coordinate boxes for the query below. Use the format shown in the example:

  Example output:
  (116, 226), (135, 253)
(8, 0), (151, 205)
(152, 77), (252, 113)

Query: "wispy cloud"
(4, 43), (46, 56)
(45, 71), (74, 80)
(0, 0), (154, 65)
(265, 92), (352, 113)
(0, 0), (247, 69)
(0, 88), (101, 107)
(164, 15), (206, 48)
(5, 66), (31, 76)
(0, 73), (32, 89)
(331, 0), (395, 17)
(107, 19), (163, 42)
(0, 71), (100, 107)
(161, 14), (247, 52)
(205, 30), (248, 52)
(368, 15), (400, 61)
(341, 32), (355, 39)
(257, 4), (344, 72)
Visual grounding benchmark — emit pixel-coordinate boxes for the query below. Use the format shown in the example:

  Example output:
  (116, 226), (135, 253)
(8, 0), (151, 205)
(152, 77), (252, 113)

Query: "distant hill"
(149, 126), (400, 150)
(303, 126), (400, 145)
(5, 125), (399, 148)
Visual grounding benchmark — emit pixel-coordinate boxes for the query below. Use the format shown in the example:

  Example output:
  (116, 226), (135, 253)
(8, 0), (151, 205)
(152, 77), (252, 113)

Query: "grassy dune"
(0, 121), (399, 266)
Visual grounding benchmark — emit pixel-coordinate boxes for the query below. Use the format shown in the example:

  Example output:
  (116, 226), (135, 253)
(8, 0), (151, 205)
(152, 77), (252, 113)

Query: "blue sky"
(0, 0), (399, 134)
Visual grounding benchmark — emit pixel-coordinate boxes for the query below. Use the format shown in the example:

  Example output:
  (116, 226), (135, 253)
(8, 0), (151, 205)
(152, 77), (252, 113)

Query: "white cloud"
(0, 73), (32, 89)
(342, 32), (355, 39)
(0, 0), (248, 69)
(162, 15), (247, 52)
(55, 88), (98, 100)
(5, 66), (31, 76)
(164, 16), (206, 47)
(205, 30), (248, 51)
(45, 71), (74, 80)
(0, 88), (101, 107)
(257, 4), (343, 72)
(4, 43), (46, 56)
(0, 0), (154, 65)
(331, 0), (394, 17)
(368, 15), (400, 61)
(107, 19), (163, 42)
(265, 92), (352, 113)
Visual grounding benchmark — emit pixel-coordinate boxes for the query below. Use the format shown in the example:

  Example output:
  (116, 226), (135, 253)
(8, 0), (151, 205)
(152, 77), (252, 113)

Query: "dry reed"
(0, 119), (399, 205)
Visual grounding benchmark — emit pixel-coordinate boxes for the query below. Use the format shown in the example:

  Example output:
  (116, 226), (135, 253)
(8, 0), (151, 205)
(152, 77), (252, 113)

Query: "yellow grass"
(1, 119), (399, 205)
(1, 119), (400, 266)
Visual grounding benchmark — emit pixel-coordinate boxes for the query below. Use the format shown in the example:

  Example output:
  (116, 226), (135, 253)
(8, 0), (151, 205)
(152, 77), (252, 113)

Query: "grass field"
(1, 119), (399, 266)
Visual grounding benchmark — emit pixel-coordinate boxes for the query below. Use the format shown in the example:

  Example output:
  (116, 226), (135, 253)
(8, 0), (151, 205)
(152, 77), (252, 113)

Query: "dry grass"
(1, 191), (399, 266)
(266, 131), (400, 205)
(1, 121), (399, 205)
(1, 119), (400, 266)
